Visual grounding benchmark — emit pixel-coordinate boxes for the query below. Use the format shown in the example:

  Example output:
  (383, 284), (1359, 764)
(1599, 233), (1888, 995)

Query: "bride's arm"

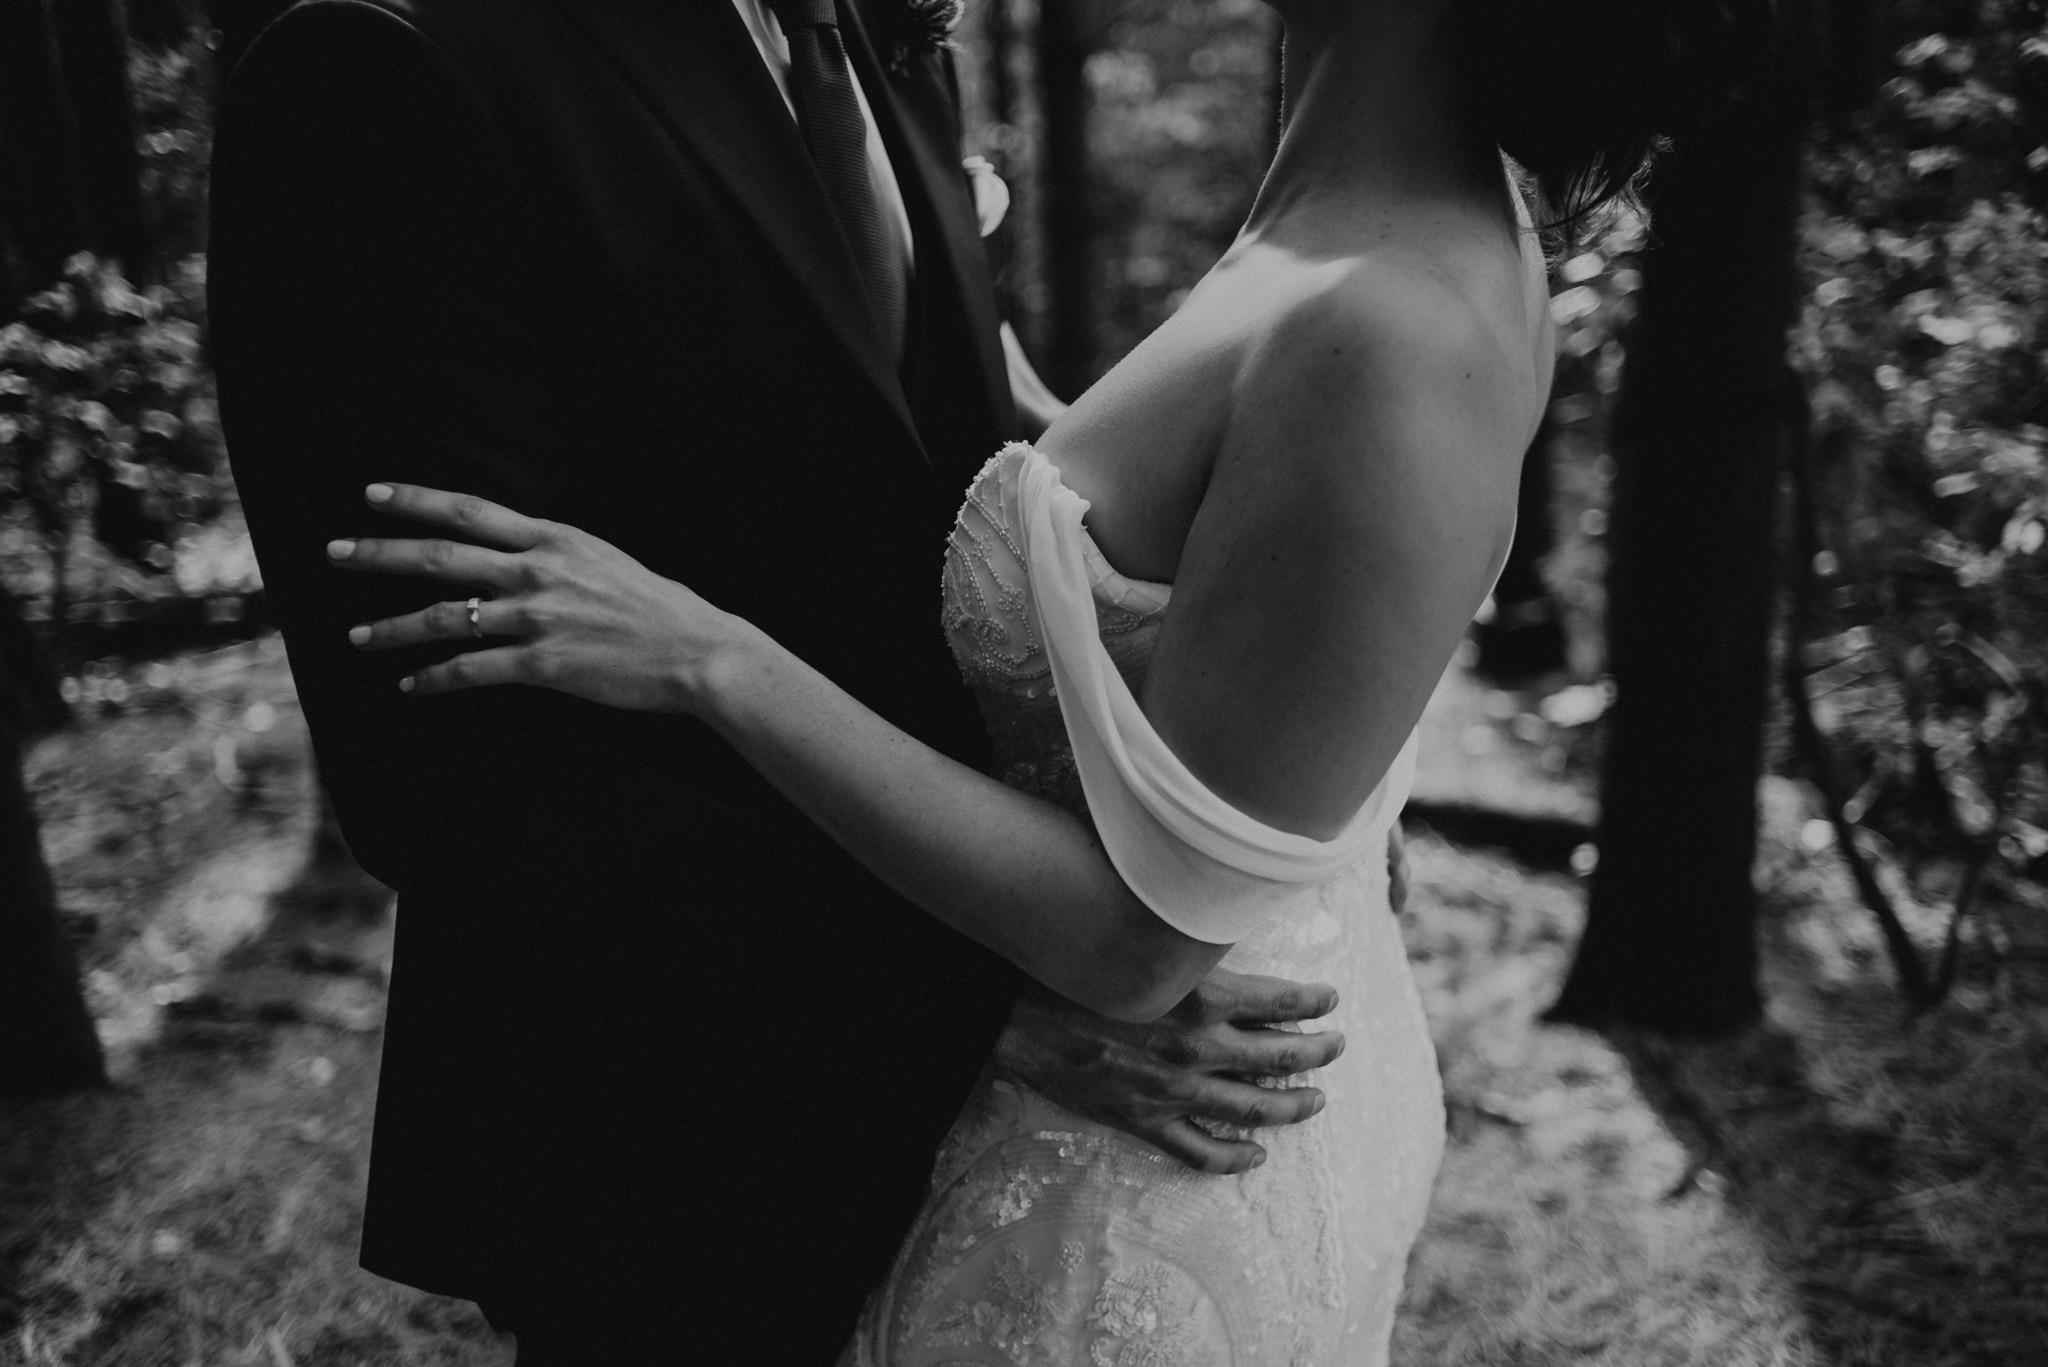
(699, 605), (1230, 1022)
(330, 269), (1533, 1020)
(329, 488), (1221, 1023)
(1132, 270), (1536, 840)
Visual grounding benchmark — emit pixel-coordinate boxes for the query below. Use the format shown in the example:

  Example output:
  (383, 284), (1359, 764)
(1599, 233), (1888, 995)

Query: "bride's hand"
(329, 482), (744, 712)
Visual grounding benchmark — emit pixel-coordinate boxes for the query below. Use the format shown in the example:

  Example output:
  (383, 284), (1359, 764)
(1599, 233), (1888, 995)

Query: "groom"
(210, 0), (1356, 1360)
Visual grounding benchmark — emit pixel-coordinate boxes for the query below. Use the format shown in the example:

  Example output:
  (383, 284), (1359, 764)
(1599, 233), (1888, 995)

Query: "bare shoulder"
(1214, 251), (1542, 543)
(1237, 250), (1541, 451)
(1143, 253), (1543, 837)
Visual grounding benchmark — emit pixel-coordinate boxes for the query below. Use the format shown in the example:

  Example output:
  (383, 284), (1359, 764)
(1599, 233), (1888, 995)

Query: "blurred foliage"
(1083, 0), (1276, 369)
(130, 27), (217, 262)
(0, 26), (246, 681)
(1791, 0), (2048, 910)
(0, 253), (255, 656)
(955, 0), (1278, 378)
(1527, 1), (2048, 925)
(3, 2), (2042, 928)
(1534, 208), (1654, 686)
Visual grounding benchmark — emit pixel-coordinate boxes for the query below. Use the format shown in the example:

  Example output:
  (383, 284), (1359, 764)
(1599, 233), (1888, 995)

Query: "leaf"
(1918, 314), (1975, 346)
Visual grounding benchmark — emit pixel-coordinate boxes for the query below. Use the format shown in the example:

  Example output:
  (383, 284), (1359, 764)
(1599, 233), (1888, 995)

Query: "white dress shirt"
(729, 0), (916, 268)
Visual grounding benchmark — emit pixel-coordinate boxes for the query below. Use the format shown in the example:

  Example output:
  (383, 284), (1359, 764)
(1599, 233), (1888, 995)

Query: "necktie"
(767, 0), (908, 365)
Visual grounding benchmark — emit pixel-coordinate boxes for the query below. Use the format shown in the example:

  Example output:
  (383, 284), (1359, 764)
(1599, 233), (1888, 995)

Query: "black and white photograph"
(2, 0), (2044, 1362)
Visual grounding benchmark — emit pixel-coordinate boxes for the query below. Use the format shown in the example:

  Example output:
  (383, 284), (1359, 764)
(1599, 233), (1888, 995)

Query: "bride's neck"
(1246, 2), (1496, 248)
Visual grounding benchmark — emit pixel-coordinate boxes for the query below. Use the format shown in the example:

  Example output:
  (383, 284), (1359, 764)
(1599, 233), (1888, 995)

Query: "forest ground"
(2, 637), (2044, 1366)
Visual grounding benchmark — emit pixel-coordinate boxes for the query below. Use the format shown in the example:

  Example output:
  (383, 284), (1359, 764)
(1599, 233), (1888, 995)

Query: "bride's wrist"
(674, 608), (777, 722)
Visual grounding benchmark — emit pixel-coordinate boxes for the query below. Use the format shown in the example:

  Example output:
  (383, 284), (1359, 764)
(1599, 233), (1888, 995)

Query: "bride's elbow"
(1079, 920), (1231, 1024)
(1079, 978), (1176, 1024)
(1072, 980), (1181, 1025)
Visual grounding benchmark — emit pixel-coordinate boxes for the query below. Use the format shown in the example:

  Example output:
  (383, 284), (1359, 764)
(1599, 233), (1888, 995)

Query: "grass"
(1392, 677), (2048, 1367)
(0, 1025), (502, 1367)
(3, 643), (2044, 1364)
(1392, 832), (1820, 1367)
(4, 641), (504, 1367)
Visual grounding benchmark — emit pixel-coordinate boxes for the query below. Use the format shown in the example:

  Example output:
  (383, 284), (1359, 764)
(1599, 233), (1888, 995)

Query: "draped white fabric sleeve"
(1014, 447), (1419, 946)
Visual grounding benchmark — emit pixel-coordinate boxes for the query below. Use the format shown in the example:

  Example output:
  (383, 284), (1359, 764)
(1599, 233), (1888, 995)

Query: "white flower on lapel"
(961, 156), (1009, 238)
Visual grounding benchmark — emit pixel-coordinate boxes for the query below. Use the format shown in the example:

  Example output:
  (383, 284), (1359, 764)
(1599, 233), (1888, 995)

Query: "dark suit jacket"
(208, 0), (1022, 1351)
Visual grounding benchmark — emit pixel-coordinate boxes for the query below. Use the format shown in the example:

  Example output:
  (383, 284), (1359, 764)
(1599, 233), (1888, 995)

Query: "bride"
(324, 0), (1683, 1356)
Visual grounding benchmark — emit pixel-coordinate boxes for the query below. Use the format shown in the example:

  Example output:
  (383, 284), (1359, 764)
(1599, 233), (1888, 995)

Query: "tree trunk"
(0, 0), (89, 295)
(1473, 409), (1570, 685)
(1036, 0), (1095, 393)
(49, 0), (152, 279)
(0, 199), (19, 307)
(1549, 33), (1812, 1034)
(1820, 0), (1889, 122)
(0, 596), (103, 1100)
(0, 584), (66, 734)
(127, 0), (197, 48)
(983, 0), (1020, 322)
(987, 0), (1017, 173)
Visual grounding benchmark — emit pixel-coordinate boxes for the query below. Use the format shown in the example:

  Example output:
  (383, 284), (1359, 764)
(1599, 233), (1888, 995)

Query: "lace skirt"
(840, 856), (1445, 1367)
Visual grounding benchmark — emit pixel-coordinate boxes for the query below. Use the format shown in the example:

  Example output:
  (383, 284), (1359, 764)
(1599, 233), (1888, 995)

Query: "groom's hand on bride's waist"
(992, 970), (1344, 1176)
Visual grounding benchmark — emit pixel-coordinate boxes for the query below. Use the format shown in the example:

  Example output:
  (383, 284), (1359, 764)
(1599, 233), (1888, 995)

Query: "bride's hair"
(1444, 0), (1779, 228)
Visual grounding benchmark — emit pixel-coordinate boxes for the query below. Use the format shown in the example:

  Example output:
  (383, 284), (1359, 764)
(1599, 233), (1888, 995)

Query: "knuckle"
(453, 495), (489, 526)
(422, 539), (453, 570)
(1198, 1148), (1238, 1176)
(1120, 1097), (1168, 1128)
(1263, 1096), (1306, 1128)
(1149, 1032), (1204, 1072)
(429, 601), (459, 634)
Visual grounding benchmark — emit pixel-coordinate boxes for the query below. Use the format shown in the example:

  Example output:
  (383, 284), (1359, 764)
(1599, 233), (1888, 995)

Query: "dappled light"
(3, 0), (2045, 1361)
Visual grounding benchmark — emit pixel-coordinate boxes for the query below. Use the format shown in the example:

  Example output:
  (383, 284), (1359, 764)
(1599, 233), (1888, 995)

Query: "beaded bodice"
(940, 443), (1171, 816)
(853, 441), (1444, 1367)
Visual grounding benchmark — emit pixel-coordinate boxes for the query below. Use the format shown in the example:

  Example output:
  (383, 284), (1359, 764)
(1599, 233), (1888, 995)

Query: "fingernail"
(398, 675), (415, 693)
(1251, 1150), (1266, 1168)
(327, 539), (355, 561)
(365, 484), (394, 504)
(1311, 1094), (1325, 1115)
(348, 625), (371, 646)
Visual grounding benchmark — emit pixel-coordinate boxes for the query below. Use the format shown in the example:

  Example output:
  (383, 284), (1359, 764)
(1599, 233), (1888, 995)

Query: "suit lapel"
(552, 0), (923, 453)
(840, 1), (1012, 438)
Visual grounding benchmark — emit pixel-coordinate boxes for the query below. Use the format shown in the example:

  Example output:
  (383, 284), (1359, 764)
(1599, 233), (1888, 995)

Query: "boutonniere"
(961, 156), (1010, 237)
(877, 0), (960, 75)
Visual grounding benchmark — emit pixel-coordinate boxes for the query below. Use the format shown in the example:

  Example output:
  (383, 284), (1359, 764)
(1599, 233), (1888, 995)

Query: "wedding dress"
(841, 443), (1445, 1367)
